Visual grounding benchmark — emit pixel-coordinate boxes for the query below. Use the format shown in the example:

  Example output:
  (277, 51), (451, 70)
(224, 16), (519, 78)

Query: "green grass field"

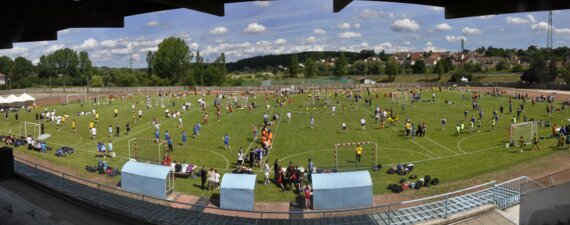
(1, 87), (567, 202)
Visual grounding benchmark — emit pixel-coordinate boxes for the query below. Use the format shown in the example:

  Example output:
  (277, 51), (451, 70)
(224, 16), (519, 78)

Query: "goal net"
(391, 92), (409, 103)
(66, 93), (88, 105)
(128, 138), (166, 164)
(509, 122), (538, 147)
(155, 96), (171, 108)
(20, 122), (41, 138)
(334, 141), (378, 171)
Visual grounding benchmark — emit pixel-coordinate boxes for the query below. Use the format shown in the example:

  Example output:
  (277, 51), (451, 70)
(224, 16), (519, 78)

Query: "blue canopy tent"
(120, 161), (174, 199)
(312, 171), (373, 210)
(220, 173), (256, 211)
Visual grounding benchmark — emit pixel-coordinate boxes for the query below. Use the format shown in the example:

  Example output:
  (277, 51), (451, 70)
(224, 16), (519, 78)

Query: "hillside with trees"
(0, 40), (569, 89)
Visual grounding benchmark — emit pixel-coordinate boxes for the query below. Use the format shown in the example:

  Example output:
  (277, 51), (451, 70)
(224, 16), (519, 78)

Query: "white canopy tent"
(0, 94), (35, 107)
(18, 93), (35, 103)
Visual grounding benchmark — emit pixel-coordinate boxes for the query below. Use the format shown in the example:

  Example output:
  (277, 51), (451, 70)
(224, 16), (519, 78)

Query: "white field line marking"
(245, 107), (275, 152)
(387, 145), (503, 167)
(359, 107), (438, 159)
(424, 136), (461, 155)
(387, 125), (437, 159)
(456, 135), (471, 154)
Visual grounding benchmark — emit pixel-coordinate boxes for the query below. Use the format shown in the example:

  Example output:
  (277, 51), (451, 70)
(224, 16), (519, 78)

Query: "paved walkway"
(453, 211), (515, 225)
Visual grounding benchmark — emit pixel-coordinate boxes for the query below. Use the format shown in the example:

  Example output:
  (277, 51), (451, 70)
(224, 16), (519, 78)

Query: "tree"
(289, 55), (299, 78)
(0, 56), (13, 75)
(368, 60), (382, 75)
(78, 51), (93, 80)
(11, 57), (33, 81)
(194, 50), (204, 85)
(304, 57), (317, 78)
(412, 60), (426, 74)
(146, 51), (154, 77)
(435, 61), (444, 80)
(385, 58), (399, 80)
(353, 61), (368, 75)
(495, 60), (507, 71)
(152, 37), (192, 84)
(49, 48), (80, 77)
(333, 53), (348, 78)
(90, 75), (104, 87)
(521, 56), (546, 83)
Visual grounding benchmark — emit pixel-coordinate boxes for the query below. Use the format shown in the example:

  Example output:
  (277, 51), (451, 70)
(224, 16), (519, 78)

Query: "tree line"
(0, 37), (231, 89)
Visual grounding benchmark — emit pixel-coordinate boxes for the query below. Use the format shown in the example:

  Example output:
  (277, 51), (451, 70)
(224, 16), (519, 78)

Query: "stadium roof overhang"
(2, 0), (569, 49)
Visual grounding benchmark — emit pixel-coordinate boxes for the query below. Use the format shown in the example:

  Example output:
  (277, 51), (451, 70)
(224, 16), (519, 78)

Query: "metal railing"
(13, 156), (531, 224)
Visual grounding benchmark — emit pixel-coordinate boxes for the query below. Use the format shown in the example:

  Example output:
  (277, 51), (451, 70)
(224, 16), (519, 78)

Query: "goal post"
(334, 141), (378, 171)
(66, 93), (88, 105)
(128, 138), (167, 163)
(509, 121), (538, 147)
(20, 122), (41, 138)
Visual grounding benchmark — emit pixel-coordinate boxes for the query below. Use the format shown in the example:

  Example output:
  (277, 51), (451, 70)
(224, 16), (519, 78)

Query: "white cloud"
(430, 23), (452, 32)
(7, 47), (29, 55)
(527, 15), (537, 24)
(244, 23), (267, 33)
(359, 9), (380, 18)
(506, 16), (529, 24)
(209, 26), (229, 35)
(43, 44), (65, 53)
(445, 35), (467, 42)
(426, 41), (433, 46)
(76, 38), (99, 50)
(252, 1), (270, 7)
(313, 28), (326, 35)
(478, 15), (495, 19)
(338, 31), (362, 39)
(353, 23), (361, 29)
(339, 42), (369, 52)
(337, 22), (351, 30)
(91, 50), (112, 61)
(146, 20), (159, 27)
(462, 27), (482, 35)
(275, 39), (287, 46)
(531, 22), (549, 31)
(427, 6), (443, 12)
(189, 42), (199, 50)
(306, 36), (317, 43)
(372, 42), (411, 53)
(256, 40), (270, 46)
(139, 47), (158, 53)
(554, 28), (570, 35)
(37, 41), (49, 46)
(101, 40), (118, 48)
(391, 19), (420, 32)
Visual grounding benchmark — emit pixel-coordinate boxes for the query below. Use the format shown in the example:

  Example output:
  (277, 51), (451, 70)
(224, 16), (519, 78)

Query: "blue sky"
(1, 0), (569, 68)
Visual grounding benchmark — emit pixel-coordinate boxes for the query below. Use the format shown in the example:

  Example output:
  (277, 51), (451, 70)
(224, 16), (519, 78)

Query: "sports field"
(1, 87), (568, 202)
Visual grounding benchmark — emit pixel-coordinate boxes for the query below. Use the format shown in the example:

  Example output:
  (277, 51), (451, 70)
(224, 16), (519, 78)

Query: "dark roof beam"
(0, 4), (125, 29)
(444, 0), (570, 19)
(144, 0), (225, 16)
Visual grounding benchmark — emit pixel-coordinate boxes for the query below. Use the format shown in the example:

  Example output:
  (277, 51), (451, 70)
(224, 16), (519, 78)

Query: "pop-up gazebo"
(312, 171), (373, 210)
(120, 161), (174, 199)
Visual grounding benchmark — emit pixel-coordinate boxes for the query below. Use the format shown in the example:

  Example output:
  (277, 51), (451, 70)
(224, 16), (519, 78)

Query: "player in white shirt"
(286, 111), (291, 123)
(342, 122), (347, 132)
(361, 118), (366, 130)
(90, 127), (97, 139)
(178, 117), (183, 128)
(331, 106), (336, 116)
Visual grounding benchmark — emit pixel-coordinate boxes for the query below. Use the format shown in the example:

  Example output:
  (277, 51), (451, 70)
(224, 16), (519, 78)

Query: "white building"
(0, 73), (5, 85)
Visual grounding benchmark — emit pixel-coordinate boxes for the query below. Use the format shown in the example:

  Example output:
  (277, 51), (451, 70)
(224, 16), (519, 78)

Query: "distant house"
(0, 73), (5, 85)
(356, 77), (376, 84)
